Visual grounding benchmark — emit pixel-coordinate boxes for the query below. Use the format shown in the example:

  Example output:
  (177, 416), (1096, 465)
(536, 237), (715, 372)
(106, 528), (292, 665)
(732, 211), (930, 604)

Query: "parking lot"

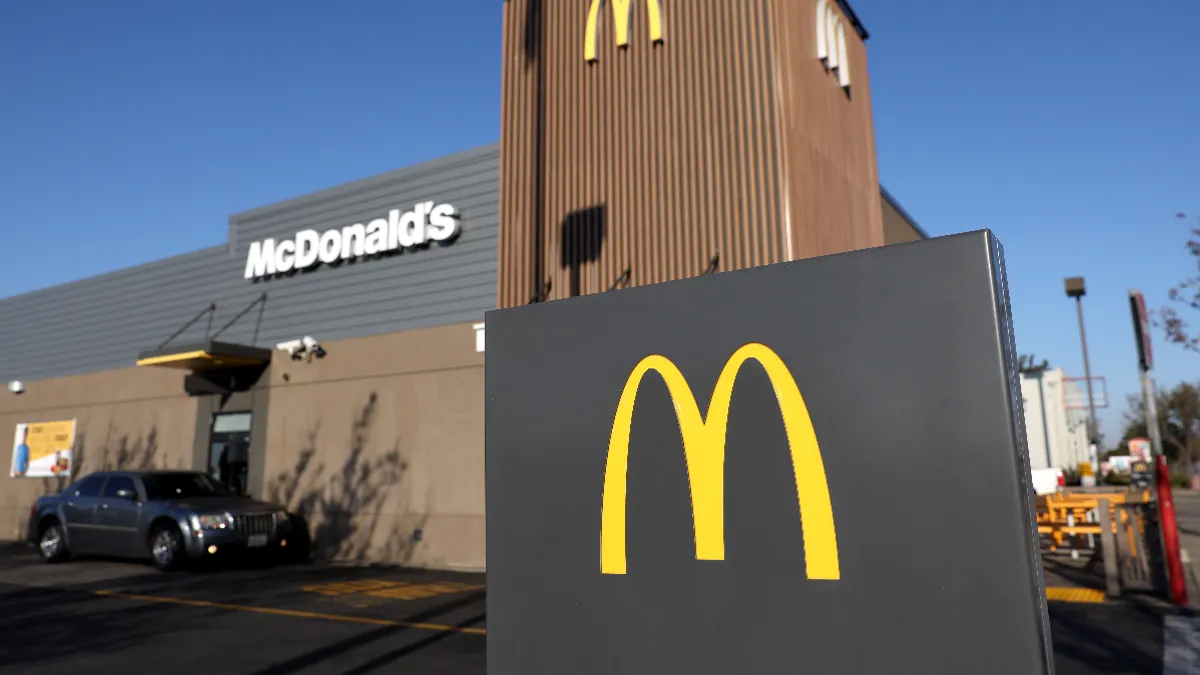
(0, 544), (486, 675)
(0, 543), (1196, 674)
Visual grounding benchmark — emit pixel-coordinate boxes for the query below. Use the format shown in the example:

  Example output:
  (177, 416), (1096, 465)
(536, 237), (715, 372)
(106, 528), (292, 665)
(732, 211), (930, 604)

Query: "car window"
(102, 476), (137, 499)
(142, 472), (233, 500)
(74, 476), (105, 498)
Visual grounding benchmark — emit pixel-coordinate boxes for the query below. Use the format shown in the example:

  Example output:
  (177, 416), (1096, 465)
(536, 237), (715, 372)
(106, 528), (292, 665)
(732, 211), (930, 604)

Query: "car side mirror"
(116, 489), (137, 501)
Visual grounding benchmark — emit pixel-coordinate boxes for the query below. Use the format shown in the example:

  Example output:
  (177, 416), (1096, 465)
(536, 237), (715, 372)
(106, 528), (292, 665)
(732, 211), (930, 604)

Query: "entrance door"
(209, 412), (252, 496)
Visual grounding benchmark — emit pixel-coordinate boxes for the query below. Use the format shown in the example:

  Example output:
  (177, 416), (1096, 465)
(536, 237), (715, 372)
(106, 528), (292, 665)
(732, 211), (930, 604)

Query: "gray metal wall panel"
(0, 145), (500, 384)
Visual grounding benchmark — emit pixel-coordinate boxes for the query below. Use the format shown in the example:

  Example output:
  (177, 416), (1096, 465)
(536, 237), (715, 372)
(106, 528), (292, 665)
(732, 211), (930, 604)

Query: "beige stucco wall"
(0, 321), (486, 572)
(0, 367), (197, 541)
(259, 321), (486, 572)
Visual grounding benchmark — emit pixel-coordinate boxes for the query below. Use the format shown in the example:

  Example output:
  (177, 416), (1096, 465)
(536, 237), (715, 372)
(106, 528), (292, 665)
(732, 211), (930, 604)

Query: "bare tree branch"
(1155, 213), (1200, 354)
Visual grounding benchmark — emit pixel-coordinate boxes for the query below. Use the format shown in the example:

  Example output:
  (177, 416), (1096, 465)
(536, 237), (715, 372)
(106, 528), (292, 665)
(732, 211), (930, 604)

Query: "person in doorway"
(12, 426), (30, 477)
(217, 443), (231, 489)
(227, 440), (249, 495)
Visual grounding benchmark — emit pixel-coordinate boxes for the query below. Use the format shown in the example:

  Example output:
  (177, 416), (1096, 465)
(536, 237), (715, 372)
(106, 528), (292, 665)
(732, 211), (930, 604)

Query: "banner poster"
(10, 420), (75, 478)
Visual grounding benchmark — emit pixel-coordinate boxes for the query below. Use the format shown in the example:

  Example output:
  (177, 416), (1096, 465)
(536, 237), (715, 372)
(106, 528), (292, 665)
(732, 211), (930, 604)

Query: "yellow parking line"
(1045, 586), (1106, 604)
(91, 589), (487, 635)
(92, 585), (1101, 624)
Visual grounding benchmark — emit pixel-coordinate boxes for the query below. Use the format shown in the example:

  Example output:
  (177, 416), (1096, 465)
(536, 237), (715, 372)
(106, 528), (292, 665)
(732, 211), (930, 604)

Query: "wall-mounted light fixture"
(473, 323), (486, 353)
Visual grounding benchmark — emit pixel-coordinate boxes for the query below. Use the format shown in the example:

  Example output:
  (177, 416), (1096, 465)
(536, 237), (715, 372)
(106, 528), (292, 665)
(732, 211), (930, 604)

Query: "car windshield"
(142, 473), (233, 500)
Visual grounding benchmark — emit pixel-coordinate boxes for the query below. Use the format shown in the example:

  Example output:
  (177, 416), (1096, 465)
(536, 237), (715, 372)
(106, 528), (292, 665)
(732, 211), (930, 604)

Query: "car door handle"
(101, 504), (109, 509)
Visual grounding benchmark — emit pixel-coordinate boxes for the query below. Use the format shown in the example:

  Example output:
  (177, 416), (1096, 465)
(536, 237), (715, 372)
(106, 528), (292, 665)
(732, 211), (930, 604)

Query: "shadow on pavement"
(4, 542), (1189, 675)
(248, 603), (486, 675)
(1043, 556), (1108, 591)
(1040, 544), (1181, 674)
(0, 543), (488, 674)
(1048, 602), (1171, 674)
(0, 583), (229, 667)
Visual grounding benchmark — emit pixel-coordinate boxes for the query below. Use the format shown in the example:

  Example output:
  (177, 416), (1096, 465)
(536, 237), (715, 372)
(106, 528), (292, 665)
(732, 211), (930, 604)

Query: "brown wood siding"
(499, 0), (785, 308)
(769, 0), (884, 259)
(498, 0), (885, 308)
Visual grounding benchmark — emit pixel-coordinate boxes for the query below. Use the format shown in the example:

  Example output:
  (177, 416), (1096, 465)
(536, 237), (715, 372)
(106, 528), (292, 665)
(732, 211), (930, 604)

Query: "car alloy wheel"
(152, 528), (180, 570)
(39, 525), (63, 561)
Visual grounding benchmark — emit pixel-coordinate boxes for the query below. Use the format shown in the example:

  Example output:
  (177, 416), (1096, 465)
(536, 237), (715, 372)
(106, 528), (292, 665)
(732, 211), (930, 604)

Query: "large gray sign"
(485, 231), (1053, 674)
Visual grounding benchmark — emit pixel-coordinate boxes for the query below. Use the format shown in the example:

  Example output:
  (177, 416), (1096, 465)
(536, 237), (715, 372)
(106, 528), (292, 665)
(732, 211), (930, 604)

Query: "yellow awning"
(135, 341), (272, 372)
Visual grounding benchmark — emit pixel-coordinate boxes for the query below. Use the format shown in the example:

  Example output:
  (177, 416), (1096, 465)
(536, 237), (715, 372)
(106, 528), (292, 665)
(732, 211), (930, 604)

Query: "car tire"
(149, 523), (186, 572)
(37, 521), (70, 563)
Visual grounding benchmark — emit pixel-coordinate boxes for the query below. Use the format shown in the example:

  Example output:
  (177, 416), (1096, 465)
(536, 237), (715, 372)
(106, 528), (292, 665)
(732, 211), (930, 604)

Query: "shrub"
(1104, 472), (1133, 486)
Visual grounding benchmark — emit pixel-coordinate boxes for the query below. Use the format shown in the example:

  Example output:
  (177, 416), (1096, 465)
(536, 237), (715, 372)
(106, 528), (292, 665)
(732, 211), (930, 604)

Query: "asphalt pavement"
(0, 546), (486, 675)
(0, 541), (1196, 674)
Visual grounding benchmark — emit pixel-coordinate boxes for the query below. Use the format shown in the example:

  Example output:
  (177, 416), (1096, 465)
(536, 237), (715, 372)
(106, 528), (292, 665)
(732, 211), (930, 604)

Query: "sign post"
(1130, 291), (1164, 460)
(1130, 288), (1187, 605)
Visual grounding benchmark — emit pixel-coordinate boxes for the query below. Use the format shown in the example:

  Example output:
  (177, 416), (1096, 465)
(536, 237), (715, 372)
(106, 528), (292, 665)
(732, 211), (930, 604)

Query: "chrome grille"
(235, 513), (275, 537)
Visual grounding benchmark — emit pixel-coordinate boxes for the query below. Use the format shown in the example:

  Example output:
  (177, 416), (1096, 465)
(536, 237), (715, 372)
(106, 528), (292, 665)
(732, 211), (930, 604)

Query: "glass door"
(209, 412), (252, 496)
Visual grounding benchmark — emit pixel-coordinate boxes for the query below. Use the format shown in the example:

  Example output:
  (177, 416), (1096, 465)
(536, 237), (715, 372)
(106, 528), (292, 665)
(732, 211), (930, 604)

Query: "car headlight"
(190, 513), (233, 530)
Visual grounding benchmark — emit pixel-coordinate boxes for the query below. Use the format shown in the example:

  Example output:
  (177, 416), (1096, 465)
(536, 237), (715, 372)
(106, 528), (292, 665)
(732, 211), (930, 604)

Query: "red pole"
(1155, 454), (1188, 605)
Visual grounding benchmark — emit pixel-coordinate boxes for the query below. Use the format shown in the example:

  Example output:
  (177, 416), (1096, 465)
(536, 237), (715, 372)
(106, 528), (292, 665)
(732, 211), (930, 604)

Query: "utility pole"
(1064, 277), (1100, 470)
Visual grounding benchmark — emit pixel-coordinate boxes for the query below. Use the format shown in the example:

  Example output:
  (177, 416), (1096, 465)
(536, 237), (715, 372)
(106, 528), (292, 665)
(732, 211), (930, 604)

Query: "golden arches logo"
(600, 343), (841, 579)
(585, 0), (664, 62)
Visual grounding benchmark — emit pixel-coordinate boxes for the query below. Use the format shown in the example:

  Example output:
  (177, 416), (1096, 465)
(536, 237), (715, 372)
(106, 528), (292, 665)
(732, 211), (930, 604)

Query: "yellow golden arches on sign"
(599, 342), (840, 579)
(585, 0), (664, 62)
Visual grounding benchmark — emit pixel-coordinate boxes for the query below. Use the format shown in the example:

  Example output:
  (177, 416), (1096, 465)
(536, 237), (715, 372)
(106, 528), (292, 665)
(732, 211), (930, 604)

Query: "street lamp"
(1064, 277), (1100, 464)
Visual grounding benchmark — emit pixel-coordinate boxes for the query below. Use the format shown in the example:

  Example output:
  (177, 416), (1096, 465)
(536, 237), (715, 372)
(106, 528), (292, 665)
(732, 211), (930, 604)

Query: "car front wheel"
(38, 521), (69, 563)
(150, 524), (185, 572)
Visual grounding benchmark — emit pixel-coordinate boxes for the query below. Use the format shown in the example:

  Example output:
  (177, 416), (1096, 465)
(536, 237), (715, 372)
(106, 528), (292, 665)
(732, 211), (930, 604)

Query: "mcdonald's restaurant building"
(0, 0), (930, 572)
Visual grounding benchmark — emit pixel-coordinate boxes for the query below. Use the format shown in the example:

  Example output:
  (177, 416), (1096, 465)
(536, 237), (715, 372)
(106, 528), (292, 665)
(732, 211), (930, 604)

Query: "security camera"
(301, 336), (326, 360)
(275, 339), (306, 361)
(8, 381), (24, 395)
(274, 337), (325, 363)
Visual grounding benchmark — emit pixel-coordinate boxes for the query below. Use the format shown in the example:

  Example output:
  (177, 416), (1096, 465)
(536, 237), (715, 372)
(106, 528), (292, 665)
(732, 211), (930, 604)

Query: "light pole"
(1064, 277), (1100, 467)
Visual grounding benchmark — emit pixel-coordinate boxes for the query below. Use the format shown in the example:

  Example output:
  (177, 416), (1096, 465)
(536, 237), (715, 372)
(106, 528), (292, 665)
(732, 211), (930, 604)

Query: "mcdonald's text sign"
(485, 230), (1055, 674)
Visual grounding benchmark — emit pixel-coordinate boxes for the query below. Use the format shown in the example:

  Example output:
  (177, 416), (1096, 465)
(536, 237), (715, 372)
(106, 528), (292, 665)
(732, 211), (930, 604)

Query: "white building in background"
(1021, 368), (1090, 470)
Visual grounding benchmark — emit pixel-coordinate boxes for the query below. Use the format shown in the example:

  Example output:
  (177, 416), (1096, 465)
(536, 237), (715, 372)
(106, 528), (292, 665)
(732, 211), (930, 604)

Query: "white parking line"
(1163, 614), (1200, 675)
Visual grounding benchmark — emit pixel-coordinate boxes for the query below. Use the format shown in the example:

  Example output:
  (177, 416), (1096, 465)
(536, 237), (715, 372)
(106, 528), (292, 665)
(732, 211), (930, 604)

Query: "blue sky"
(1, 0), (1197, 444)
